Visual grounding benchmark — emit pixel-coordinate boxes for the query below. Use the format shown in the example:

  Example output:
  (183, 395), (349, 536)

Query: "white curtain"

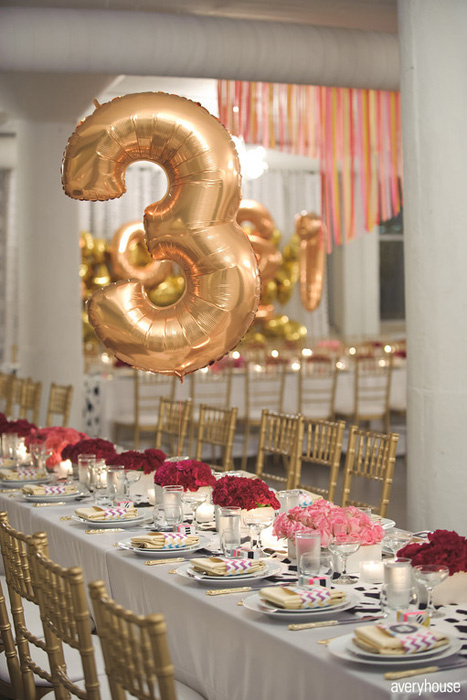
(0, 169), (18, 367)
(78, 165), (329, 339)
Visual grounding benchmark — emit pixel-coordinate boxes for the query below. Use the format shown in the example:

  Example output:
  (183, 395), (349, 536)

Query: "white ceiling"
(2, 0), (398, 33)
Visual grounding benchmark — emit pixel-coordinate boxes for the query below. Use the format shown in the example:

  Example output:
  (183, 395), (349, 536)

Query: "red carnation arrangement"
(0, 414), (37, 438)
(107, 449), (166, 474)
(25, 426), (87, 468)
(398, 529), (467, 576)
(61, 437), (117, 464)
(154, 459), (216, 492)
(212, 475), (280, 511)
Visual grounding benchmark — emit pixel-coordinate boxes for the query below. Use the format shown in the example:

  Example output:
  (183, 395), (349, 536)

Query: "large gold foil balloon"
(62, 92), (260, 378)
(296, 213), (326, 312)
(111, 221), (172, 287)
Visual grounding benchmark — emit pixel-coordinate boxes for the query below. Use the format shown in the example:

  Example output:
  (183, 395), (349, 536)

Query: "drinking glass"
(77, 454), (96, 493)
(91, 460), (110, 506)
(162, 485), (184, 529)
(412, 564), (450, 619)
(181, 490), (207, 523)
(106, 465), (126, 504)
(123, 470), (142, 501)
(298, 552), (322, 588)
(328, 533), (360, 584)
(277, 489), (301, 513)
(244, 509), (275, 555)
(2, 433), (19, 461)
(29, 440), (52, 471)
(218, 506), (241, 557)
(295, 531), (321, 578)
(383, 529), (412, 560)
(381, 558), (416, 618)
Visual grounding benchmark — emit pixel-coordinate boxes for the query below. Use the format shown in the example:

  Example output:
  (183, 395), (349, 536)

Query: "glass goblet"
(328, 533), (361, 584)
(122, 470), (141, 500)
(412, 564), (450, 619)
(181, 491), (207, 523)
(383, 529), (412, 560)
(243, 510), (274, 555)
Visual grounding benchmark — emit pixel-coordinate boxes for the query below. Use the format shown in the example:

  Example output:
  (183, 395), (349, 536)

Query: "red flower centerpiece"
(398, 530), (467, 605)
(107, 449), (166, 475)
(212, 475), (280, 511)
(25, 426), (87, 468)
(154, 459), (216, 492)
(61, 437), (117, 464)
(0, 416), (37, 438)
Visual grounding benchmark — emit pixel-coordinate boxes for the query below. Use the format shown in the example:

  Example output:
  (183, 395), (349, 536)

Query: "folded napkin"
(22, 484), (78, 496)
(353, 622), (449, 655)
(75, 505), (138, 521)
(259, 586), (345, 610)
(0, 458), (16, 468)
(191, 557), (266, 577)
(130, 532), (199, 550)
(0, 468), (46, 481)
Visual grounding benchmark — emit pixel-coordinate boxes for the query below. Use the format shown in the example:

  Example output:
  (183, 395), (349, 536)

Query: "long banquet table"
(0, 491), (466, 700)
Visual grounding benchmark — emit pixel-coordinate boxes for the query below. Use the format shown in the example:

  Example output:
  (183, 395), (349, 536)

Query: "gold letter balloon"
(296, 212), (326, 312)
(110, 221), (173, 288)
(62, 92), (260, 378)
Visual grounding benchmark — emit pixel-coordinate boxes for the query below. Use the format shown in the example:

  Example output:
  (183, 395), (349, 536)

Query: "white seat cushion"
(72, 673), (206, 700)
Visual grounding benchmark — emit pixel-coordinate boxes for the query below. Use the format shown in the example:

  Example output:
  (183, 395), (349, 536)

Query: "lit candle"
(195, 501), (215, 523)
(147, 488), (156, 505)
(359, 560), (384, 584)
(57, 459), (73, 481)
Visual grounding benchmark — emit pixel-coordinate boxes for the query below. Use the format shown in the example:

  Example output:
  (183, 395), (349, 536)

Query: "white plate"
(23, 488), (88, 503)
(242, 589), (361, 620)
(328, 633), (462, 666)
(0, 475), (53, 487)
(72, 513), (148, 528)
(176, 560), (282, 585)
(347, 636), (455, 661)
(118, 534), (212, 557)
(371, 515), (396, 530)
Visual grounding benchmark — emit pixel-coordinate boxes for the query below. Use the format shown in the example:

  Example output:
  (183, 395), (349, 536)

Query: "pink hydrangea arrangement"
(154, 459), (217, 492)
(25, 426), (87, 468)
(272, 500), (385, 547)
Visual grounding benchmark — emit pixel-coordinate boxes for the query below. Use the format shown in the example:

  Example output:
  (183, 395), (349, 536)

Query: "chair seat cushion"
(72, 673), (206, 700)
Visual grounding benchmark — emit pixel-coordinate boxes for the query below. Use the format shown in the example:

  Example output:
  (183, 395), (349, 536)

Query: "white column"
(398, 0), (467, 531)
(15, 119), (84, 427)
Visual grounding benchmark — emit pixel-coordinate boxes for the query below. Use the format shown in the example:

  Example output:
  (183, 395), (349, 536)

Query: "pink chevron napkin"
(354, 622), (449, 655)
(260, 586), (345, 609)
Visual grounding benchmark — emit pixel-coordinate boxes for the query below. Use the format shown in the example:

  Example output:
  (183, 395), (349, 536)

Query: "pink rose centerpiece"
(25, 426), (87, 469)
(154, 459), (217, 492)
(107, 449), (166, 475)
(398, 529), (467, 605)
(273, 500), (384, 565)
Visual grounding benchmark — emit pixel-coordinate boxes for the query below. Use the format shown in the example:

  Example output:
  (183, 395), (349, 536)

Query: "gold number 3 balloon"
(62, 92), (260, 378)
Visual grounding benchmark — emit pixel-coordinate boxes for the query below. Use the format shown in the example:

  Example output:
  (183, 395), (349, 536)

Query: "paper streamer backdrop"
(62, 92), (260, 378)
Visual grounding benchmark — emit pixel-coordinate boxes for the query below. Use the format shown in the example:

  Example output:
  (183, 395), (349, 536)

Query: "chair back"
(5, 376), (26, 418)
(28, 537), (102, 700)
(194, 404), (238, 471)
(0, 512), (55, 700)
(19, 379), (42, 424)
(295, 418), (346, 501)
(340, 426), (399, 517)
(133, 371), (177, 449)
(0, 576), (23, 699)
(255, 410), (304, 490)
(189, 363), (233, 409)
(352, 353), (393, 433)
(46, 383), (74, 427)
(89, 579), (178, 700)
(298, 356), (338, 420)
(155, 398), (192, 455)
(0, 372), (13, 413)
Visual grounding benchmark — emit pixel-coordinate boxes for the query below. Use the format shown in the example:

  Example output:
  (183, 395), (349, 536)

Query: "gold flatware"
(60, 516), (72, 521)
(384, 662), (466, 681)
(206, 587), (252, 596)
(317, 636), (340, 646)
(0, 488), (21, 493)
(84, 528), (124, 534)
(34, 502), (67, 507)
(145, 557), (185, 566)
(289, 615), (384, 631)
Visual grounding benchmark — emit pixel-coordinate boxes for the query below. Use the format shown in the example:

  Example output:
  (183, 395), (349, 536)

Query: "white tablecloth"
(0, 491), (465, 700)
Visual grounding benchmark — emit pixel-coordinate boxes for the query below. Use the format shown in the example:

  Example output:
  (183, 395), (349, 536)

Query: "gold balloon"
(147, 275), (185, 307)
(237, 199), (275, 240)
(93, 237), (108, 264)
(111, 221), (172, 287)
(296, 213), (326, 312)
(62, 92), (260, 378)
(80, 231), (95, 258)
(92, 263), (111, 288)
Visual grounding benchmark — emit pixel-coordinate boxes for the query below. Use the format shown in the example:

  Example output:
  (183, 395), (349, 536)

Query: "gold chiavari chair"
(89, 579), (205, 700)
(241, 359), (286, 470)
(194, 404), (238, 471)
(5, 376), (26, 419)
(340, 426), (399, 518)
(114, 370), (177, 449)
(255, 410), (304, 490)
(294, 418), (346, 502)
(0, 577), (23, 699)
(0, 513), (103, 700)
(337, 352), (394, 434)
(45, 383), (74, 427)
(155, 398), (192, 456)
(297, 355), (338, 419)
(20, 380), (42, 425)
(27, 533), (107, 700)
(0, 372), (13, 414)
